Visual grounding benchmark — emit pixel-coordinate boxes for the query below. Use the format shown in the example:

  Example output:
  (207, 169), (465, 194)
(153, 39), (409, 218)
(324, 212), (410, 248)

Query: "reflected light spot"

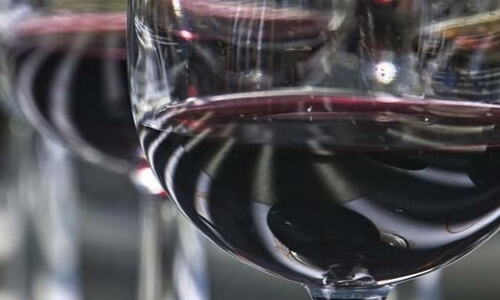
(374, 61), (397, 85)
(133, 167), (165, 195)
(179, 30), (194, 41)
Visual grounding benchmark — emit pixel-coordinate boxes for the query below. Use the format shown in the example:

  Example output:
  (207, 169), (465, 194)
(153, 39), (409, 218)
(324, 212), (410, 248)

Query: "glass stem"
(32, 135), (82, 300)
(137, 194), (163, 300)
(306, 285), (393, 300)
(413, 270), (442, 300)
(134, 180), (210, 300)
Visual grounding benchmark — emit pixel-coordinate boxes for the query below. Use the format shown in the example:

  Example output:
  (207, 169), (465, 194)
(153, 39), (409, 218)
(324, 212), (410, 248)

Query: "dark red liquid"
(141, 94), (500, 287)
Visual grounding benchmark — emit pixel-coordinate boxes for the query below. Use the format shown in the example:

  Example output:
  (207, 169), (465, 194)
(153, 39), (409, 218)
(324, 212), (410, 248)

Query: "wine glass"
(128, 0), (500, 299)
(0, 1), (208, 299)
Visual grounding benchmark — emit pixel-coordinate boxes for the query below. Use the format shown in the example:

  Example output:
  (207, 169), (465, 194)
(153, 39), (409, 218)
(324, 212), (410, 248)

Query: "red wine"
(4, 14), (138, 171)
(141, 94), (500, 287)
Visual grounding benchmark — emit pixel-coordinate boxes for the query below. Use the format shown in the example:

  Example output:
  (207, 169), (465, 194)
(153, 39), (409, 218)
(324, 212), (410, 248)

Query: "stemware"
(0, 1), (208, 299)
(128, 0), (500, 299)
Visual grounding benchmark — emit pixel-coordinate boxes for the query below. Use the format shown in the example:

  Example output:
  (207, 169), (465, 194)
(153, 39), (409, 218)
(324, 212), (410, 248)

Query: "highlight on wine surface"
(128, 0), (500, 299)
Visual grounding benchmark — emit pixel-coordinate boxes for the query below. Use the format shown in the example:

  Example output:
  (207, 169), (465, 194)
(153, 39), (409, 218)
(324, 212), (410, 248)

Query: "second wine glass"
(0, 1), (209, 299)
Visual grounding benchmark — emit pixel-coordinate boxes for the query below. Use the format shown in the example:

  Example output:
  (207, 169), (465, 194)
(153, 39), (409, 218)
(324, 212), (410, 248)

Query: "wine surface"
(141, 94), (500, 286)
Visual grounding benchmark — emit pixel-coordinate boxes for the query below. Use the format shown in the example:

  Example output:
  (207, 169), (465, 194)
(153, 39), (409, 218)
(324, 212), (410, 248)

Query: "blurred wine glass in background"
(0, 1), (208, 299)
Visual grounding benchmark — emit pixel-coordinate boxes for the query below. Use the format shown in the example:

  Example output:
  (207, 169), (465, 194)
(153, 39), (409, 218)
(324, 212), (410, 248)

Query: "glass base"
(305, 285), (393, 300)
